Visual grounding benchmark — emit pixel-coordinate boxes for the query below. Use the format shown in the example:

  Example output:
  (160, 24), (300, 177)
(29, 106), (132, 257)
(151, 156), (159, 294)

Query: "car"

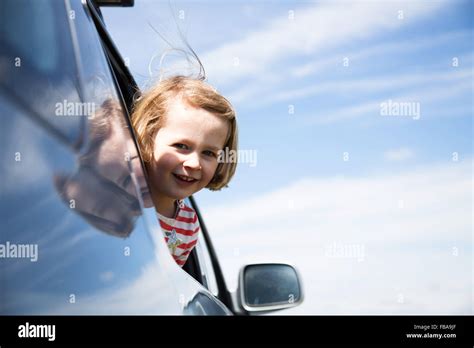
(0, 0), (303, 315)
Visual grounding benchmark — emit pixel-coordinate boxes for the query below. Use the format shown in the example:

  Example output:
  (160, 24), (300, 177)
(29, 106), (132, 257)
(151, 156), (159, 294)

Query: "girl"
(131, 76), (238, 266)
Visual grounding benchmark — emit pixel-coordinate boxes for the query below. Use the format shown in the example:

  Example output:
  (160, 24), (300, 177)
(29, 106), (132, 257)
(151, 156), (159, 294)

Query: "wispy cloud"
(291, 30), (472, 78)
(203, 1), (448, 86)
(300, 77), (472, 124)
(261, 68), (472, 106)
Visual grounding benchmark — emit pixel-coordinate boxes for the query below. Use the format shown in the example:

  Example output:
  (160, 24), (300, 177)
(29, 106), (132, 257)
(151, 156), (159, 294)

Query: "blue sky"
(103, 0), (473, 314)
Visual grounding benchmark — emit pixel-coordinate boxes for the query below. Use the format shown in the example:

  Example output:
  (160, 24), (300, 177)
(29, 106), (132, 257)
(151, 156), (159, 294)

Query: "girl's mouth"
(173, 173), (198, 184)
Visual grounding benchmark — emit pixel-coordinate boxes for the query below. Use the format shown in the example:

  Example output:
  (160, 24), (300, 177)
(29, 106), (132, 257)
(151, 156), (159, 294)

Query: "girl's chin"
(148, 181), (204, 206)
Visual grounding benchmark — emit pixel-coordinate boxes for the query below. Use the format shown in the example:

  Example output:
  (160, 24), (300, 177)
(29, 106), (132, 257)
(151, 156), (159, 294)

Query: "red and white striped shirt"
(156, 200), (200, 267)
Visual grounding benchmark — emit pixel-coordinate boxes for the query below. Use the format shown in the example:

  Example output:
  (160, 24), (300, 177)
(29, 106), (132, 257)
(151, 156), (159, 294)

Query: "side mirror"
(238, 263), (303, 313)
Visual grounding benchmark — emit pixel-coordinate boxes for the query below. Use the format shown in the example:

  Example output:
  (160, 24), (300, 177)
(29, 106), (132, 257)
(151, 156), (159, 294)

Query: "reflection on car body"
(54, 98), (146, 238)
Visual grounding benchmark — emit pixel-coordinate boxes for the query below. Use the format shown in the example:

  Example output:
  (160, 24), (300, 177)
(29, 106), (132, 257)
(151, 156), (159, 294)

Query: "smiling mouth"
(173, 173), (198, 183)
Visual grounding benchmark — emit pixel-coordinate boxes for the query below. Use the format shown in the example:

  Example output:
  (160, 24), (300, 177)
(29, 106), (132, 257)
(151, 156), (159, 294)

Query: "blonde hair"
(131, 76), (238, 191)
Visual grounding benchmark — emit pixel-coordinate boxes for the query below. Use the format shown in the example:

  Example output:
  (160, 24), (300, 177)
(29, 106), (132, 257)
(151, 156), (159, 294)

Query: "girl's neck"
(155, 198), (178, 219)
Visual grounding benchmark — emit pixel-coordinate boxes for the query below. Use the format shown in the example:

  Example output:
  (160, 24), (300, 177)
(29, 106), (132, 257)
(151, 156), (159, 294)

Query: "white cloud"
(201, 159), (472, 314)
(384, 148), (415, 162)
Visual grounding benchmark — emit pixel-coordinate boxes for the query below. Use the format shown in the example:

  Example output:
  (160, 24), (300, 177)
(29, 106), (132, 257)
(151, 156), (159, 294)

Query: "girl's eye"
(174, 143), (188, 150)
(203, 150), (216, 158)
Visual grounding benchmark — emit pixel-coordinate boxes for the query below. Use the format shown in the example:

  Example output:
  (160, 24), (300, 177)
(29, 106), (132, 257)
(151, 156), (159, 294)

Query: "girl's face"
(147, 97), (229, 214)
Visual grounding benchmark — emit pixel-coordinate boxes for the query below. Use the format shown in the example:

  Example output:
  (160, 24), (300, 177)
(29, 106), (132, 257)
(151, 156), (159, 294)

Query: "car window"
(0, 0), (180, 314)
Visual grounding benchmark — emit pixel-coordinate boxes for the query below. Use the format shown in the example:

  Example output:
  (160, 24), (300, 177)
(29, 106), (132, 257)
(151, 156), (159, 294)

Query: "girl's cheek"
(205, 166), (219, 185)
(208, 162), (219, 176)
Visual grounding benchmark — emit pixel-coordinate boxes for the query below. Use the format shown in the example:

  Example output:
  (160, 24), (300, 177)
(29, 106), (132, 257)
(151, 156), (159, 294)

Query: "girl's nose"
(183, 152), (202, 170)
